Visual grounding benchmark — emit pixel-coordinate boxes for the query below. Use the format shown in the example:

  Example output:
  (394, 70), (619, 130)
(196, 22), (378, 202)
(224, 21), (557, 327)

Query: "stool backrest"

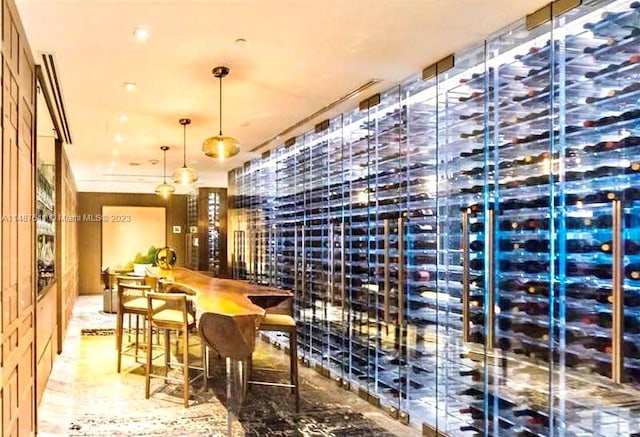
(116, 275), (145, 286)
(117, 283), (152, 309)
(146, 292), (190, 328)
(143, 275), (159, 291)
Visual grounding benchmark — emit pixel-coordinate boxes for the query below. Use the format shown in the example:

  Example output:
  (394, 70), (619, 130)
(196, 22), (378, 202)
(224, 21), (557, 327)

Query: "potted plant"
(132, 245), (158, 276)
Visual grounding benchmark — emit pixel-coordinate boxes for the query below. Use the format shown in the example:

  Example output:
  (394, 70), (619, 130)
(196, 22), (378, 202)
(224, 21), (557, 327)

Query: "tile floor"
(36, 295), (422, 437)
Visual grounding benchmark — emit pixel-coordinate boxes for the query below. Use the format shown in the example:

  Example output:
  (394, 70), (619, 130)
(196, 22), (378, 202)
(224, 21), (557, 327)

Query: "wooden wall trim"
(1, 0), (37, 434)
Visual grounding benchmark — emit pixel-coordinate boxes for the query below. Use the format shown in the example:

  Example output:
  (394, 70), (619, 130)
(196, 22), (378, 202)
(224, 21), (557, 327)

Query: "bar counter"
(159, 268), (292, 359)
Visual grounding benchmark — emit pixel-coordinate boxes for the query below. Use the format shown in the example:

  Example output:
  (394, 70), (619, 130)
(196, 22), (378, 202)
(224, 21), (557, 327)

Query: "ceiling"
(17, 0), (549, 194)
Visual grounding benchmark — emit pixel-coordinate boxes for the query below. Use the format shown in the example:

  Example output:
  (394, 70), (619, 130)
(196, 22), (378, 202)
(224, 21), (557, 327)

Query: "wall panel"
(1, 0), (36, 434)
(77, 192), (186, 295)
(57, 145), (78, 350)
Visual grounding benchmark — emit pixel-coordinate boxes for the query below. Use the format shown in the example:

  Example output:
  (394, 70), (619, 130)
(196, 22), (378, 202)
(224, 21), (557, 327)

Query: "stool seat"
(124, 297), (165, 312)
(154, 308), (195, 326)
(261, 314), (296, 329)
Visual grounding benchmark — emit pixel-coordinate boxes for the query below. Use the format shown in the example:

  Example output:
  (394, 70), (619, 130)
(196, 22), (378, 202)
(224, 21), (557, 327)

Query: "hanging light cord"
(219, 75), (223, 136)
(163, 148), (167, 183)
(183, 123), (187, 166)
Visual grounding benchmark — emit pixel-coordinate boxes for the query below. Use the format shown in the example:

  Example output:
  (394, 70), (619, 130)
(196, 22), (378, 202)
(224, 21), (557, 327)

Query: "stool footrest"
(247, 380), (295, 388)
(166, 361), (206, 372)
(251, 366), (288, 373)
(147, 372), (206, 386)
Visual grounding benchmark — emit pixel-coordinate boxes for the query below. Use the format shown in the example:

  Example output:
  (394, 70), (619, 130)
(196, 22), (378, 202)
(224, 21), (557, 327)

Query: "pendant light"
(172, 118), (198, 185)
(202, 66), (239, 161)
(155, 146), (175, 198)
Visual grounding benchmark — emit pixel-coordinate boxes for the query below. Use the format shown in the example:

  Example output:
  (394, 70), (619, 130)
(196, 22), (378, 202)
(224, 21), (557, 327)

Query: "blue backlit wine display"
(228, 0), (640, 435)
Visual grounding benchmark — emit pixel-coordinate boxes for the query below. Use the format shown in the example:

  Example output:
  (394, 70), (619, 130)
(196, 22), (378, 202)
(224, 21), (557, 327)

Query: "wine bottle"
(583, 37), (616, 54)
(623, 187), (640, 201)
(498, 317), (512, 332)
(583, 108), (640, 126)
(566, 238), (601, 253)
(469, 240), (484, 252)
(512, 322), (549, 338)
(522, 260), (550, 274)
(469, 258), (484, 271)
(469, 222), (484, 233)
(523, 239), (550, 253)
(413, 270), (431, 281)
(469, 312), (484, 325)
(469, 330), (484, 344)
(413, 240), (437, 250)
(584, 165), (621, 179)
(598, 312), (640, 333)
(566, 282), (599, 300)
(591, 264), (613, 280)
(513, 301), (547, 316)
(498, 239), (519, 252)
(524, 281), (550, 296)
(626, 264), (640, 280)
(523, 217), (549, 230)
(598, 10), (640, 28)
(586, 86), (640, 105)
(499, 278), (526, 291)
(600, 240), (640, 255)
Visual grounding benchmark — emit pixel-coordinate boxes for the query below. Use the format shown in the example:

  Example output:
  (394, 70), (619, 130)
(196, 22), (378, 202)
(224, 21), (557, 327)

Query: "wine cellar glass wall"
(228, 0), (640, 434)
(186, 188), (228, 275)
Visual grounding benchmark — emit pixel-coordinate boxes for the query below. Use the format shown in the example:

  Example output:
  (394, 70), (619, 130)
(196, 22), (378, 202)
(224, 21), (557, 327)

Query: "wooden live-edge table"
(152, 268), (292, 434)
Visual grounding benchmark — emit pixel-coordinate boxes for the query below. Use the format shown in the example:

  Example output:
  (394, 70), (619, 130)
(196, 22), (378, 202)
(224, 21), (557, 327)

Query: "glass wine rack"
(228, 0), (640, 435)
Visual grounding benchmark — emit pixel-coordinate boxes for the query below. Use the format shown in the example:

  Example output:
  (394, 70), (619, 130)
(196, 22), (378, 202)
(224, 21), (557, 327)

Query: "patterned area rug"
(64, 331), (400, 437)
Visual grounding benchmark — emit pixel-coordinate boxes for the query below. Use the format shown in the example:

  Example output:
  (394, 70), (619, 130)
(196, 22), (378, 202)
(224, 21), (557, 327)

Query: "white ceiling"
(17, 0), (549, 194)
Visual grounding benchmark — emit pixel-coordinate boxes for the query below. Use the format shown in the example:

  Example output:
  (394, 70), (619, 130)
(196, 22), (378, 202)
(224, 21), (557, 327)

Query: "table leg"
(226, 357), (245, 437)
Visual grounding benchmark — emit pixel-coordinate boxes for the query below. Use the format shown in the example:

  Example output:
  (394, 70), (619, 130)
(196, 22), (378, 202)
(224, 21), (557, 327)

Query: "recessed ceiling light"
(114, 134), (123, 143)
(109, 160), (116, 166)
(123, 82), (136, 91)
(129, 162), (141, 166)
(133, 27), (149, 41)
(235, 38), (247, 45)
(119, 113), (128, 122)
(240, 121), (251, 127)
(112, 149), (119, 156)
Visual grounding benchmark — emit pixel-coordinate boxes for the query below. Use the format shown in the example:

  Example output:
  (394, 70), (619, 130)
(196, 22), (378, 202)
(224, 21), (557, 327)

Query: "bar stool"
(144, 292), (207, 408)
(116, 275), (145, 334)
(249, 298), (300, 412)
(116, 282), (161, 372)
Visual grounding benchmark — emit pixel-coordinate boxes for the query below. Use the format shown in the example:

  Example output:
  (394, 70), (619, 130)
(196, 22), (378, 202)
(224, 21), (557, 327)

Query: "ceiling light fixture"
(114, 134), (123, 143)
(172, 118), (198, 186)
(119, 113), (128, 122)
(124, 82), (137, 91)
(155, 146), (175, 198)
(202, 66), (239, 161)
(133, 27), (149, 41)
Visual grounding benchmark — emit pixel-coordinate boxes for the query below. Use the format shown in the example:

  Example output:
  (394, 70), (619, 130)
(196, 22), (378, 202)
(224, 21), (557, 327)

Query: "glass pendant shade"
(172, 118), (198, 185)
(155, 182), (175, 198)
(156, 145), (175, 198)
(203, 66), (239, 161)
(173, 165), (198, 185)
(202, 135), (240, 161)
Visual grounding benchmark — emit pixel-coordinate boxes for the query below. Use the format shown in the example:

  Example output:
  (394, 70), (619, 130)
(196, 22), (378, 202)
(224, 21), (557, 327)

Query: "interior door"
(368, 86), (405, 411)
(438, 43), (492, 436)
(402, 74), (440, 426)
(555, 1), (640, 435)
(486, 15), (555, 437)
